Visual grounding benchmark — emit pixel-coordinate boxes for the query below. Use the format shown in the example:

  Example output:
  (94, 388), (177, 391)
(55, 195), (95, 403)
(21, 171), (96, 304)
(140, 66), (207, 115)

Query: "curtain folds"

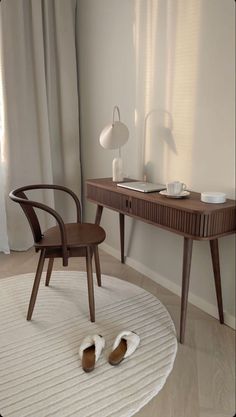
(0, 8), (9, 253)
(0, 0), (81, 251)
(0, 163), (9, 253)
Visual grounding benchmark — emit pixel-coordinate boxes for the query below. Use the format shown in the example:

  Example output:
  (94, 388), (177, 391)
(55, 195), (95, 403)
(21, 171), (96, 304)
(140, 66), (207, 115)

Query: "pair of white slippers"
(79, 331), (140, 372)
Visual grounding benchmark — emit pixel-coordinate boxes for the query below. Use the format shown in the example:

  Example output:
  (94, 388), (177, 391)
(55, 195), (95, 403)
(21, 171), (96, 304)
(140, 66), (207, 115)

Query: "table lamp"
(99, 106), (129, 182)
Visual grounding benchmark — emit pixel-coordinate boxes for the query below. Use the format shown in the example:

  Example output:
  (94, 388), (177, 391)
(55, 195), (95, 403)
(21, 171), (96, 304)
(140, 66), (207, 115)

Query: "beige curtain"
(0, 0), (81, 250)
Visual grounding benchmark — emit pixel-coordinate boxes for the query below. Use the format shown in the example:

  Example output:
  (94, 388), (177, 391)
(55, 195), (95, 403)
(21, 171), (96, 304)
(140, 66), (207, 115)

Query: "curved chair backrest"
(9, 187), (43, 243)
(9, 184), (82, 267)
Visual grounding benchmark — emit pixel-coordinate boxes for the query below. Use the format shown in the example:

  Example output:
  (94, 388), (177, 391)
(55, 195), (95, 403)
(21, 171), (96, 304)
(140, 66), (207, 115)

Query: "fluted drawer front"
(87, 185), (128, 212)
(200, 208), (236, 238)
(87, 181), (236, 239)
(131, 198), (202, 237)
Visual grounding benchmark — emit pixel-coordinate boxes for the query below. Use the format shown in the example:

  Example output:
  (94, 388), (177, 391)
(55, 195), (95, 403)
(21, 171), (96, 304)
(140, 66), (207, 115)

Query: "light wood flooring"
(0, 248), (235, 417)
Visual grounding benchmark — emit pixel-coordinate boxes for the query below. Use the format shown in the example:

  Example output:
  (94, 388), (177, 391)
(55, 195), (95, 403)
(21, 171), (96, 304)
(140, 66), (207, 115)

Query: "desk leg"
(95, 205), (103, 225)
(119, 213), (125, 263)
(180, 237), (193, 344)
(210, 239), (224, 324)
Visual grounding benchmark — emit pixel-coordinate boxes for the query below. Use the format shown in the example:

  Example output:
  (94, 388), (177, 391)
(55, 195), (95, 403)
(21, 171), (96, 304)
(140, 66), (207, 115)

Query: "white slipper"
(79, 334), (105, 372)
(109, 331), (140, 365)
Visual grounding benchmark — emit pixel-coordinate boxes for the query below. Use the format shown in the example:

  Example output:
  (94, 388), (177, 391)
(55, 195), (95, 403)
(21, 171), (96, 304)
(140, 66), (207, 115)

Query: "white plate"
(159, 190), (190, 198)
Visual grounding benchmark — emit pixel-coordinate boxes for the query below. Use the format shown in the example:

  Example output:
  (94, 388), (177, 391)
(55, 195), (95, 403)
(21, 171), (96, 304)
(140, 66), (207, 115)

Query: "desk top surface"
(86, 178), (236, 215)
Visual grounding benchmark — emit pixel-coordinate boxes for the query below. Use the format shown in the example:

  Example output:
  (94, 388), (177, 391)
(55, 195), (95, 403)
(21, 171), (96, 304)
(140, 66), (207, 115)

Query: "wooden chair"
(9, 184), (106, 322)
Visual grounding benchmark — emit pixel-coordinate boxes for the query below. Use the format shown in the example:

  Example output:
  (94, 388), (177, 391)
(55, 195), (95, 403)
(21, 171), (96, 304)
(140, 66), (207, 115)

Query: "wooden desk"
(86, 178), (236, 343)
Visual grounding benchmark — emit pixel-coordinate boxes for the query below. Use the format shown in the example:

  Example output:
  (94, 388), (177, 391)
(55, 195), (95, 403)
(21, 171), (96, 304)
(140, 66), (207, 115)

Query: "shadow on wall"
(127, 0), (201, 258)
(133, 0), (201, 186)
(142, 108), (177, 182)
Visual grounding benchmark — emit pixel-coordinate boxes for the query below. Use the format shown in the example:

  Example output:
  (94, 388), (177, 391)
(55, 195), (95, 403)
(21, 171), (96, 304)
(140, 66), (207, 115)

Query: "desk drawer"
(87, 183), (236, 239)
(131, 198), (202, 237)
(200, 208), (236, 237)
(87, 185), (129, 212)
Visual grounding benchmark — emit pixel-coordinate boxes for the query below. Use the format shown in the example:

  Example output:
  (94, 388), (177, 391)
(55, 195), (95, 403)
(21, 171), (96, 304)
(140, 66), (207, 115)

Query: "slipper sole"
(82, 345), (96, 372)
(108, 339), (127, 366)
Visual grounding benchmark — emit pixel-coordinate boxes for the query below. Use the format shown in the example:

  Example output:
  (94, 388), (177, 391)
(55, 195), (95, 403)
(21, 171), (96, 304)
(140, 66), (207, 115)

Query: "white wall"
(77, 0), (235, 326)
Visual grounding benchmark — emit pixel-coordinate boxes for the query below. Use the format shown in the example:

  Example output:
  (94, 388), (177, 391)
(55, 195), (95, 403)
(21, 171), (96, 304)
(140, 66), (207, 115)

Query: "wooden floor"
(0, 248), (235, 417)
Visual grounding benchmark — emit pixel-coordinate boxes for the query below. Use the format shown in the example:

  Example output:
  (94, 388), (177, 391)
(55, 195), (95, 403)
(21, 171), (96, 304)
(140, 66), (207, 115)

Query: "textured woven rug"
(0, 271), (177, 417)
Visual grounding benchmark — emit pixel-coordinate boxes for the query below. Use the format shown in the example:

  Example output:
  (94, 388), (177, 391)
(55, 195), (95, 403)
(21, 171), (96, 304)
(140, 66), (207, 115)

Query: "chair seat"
(35, 223), (106, 249)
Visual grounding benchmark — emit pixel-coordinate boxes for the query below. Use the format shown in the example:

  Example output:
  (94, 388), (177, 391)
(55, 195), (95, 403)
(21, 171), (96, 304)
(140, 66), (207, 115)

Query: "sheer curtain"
(0, 166), (9, 253)
(0, 0), (81, 251)
(0, 14), (9, 253)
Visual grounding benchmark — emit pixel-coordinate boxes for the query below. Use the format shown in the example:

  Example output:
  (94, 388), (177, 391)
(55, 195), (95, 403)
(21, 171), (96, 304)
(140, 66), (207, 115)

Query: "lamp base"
(112, 157), (123, 182)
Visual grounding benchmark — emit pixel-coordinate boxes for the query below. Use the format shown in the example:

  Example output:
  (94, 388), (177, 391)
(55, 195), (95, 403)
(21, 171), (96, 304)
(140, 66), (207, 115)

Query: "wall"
(77, 0), (235, 327)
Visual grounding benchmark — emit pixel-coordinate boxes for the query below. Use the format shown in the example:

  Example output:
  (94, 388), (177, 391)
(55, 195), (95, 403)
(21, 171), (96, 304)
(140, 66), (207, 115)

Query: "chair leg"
(45, 258), (54, 286)
(86, 246), (95, 322)
(94, 246), (102, 287)
(27, 249), (46, 321)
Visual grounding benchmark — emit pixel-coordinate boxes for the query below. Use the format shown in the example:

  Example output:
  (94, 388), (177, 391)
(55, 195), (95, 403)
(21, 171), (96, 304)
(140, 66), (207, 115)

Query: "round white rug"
(0, 271), (177, 417)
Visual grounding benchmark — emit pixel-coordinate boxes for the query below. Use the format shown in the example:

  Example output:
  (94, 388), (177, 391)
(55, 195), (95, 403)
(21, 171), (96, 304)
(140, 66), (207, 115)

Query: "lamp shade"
(99, 121), (129, 150)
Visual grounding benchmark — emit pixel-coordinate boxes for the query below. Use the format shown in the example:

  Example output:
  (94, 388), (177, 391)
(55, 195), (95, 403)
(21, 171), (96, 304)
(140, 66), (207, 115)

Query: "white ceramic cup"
(166, 181), (187, 195)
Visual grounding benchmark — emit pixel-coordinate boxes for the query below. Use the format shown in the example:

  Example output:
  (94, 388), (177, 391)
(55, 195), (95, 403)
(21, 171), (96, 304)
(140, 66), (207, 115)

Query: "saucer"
(159, 190), (190, 199)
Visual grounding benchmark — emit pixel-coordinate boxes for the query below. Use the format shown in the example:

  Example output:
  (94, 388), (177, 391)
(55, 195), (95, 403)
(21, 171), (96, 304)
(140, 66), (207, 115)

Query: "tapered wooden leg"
(95, 205), (103, 225)
(180, 238), (193, 344)
(210, 239), (224, 324)
(45, 258), (54, 286)
(119, 213), (125, 263)
(27, 249), (46, 321)
(86, 246), (95, 322)
(94, 246), (102, 287)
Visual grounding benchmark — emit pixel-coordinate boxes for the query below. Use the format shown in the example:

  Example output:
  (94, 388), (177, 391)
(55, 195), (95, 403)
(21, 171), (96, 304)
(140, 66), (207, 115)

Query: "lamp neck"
(113, 105), (120, 124)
